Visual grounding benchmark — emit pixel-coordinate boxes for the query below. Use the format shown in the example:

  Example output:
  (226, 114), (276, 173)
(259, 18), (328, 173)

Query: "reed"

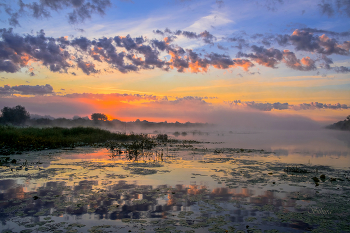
(0, 125), (147, 155)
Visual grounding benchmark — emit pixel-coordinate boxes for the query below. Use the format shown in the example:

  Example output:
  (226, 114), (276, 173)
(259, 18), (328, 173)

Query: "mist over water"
(171, 129), (348, 151)
(142, 127), (350, 169)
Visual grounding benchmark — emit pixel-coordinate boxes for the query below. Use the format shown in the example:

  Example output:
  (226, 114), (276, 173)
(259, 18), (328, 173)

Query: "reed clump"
(0, 125), (147, 155)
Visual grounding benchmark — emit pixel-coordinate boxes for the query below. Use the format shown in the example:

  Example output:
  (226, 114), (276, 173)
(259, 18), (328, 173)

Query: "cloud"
(182, 31), (198, 39)
(77, 59), (100, 75)
(275, 34), (290, 46)
(261, 38), (272, 47)
(320, 55), (333, 69)
(253, 0), (285, 12)
(282, 50), (316, 71)
(288, 29), (350, 55)
(0, 84), (54, 96)
(153, 29), (164, 36)
(215, 0), (224, 8)
(157, 96), (210, 107)
(334, 66), (350, 73)
(317, 0), (350, 17)
(289, 29), (321, 52)
(185, 11), (233, 32)
(300, 28), (350, 37)
(199, 30), (216, 44)
(217, 44), (228, 50)
(63, 92), (158, 101)
(207, 53), (253, 71)
(231, 28), (350, 73)
(237, 45), (283, 68)
(227, 100), (348, 111)
(0, 60), (19, 73)
(1, 29), (251, 75)
(168, 49), (254, 73)
(227, 100), (289, 111)
(0, 28), (71, 73)
(71, 37), (92, 51)
(1, 27), (348, 76)
(237, 45), (317, 71)
(293, 102), (349, 110)
(318, 3), (335, 17)
(338, 0), (350, 17)
(248, 0), (350, 18)
(154, 29), (217, 44)
(257, 29), (350, 57)
(318, 34), (350, 55)
(226, 37), (249, 50)
(0, 0), (112, 27)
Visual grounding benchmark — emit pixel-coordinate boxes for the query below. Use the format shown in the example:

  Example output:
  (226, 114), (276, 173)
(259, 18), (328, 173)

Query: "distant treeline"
(0, 105), (210, 130)
(27, 117), (209, 130)
(326, 115), (350, 131)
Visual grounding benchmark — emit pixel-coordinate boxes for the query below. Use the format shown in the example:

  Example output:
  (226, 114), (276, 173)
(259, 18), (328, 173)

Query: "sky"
(0, 0), (349, 126)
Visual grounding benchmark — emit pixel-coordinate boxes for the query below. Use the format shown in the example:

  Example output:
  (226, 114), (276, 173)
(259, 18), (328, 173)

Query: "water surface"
(1, 129), (349, 232)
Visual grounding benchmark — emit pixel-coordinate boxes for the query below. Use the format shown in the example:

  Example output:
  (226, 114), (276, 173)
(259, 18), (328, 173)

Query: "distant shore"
(326, 116), (350, 131)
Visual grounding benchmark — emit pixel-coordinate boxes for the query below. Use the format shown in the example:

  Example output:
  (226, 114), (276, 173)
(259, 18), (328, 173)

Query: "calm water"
(167, 129), (350, 168)
(0, 129), (349, 232)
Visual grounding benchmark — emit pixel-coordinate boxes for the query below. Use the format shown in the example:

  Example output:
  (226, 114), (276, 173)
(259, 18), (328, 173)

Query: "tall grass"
(0, 126), (147, 154)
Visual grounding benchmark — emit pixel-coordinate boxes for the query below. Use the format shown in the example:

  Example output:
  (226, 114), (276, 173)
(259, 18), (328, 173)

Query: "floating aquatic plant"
(284, 166), (309, 173)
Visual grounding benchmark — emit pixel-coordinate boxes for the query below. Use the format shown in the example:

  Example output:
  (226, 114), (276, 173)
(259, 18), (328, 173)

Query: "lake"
(1, 128), (349, 233)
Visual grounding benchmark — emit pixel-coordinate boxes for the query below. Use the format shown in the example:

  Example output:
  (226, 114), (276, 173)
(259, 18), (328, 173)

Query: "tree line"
(0, 105), (108, 125)
(0, 105), (209, 129)
(326, 115), (350, 131)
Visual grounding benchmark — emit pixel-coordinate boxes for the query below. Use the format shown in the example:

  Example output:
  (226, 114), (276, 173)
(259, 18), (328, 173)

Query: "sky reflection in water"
(0, 129), (349, 232)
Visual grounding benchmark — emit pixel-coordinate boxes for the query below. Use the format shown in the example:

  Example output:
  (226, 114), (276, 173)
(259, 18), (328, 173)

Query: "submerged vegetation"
(0, 126), (149, 155)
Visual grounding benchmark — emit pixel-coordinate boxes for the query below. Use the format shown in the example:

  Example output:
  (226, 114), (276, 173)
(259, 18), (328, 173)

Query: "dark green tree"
(91, 113), (108, 121)
(0, 105), (30, 125)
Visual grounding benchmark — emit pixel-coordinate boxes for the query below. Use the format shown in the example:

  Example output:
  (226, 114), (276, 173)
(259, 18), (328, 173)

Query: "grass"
(0, 125), (148, 155)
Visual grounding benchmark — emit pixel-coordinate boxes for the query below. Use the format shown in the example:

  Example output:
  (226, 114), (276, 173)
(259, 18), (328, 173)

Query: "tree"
(91, 113), (108, 121)
(0, 105), (30, 125)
